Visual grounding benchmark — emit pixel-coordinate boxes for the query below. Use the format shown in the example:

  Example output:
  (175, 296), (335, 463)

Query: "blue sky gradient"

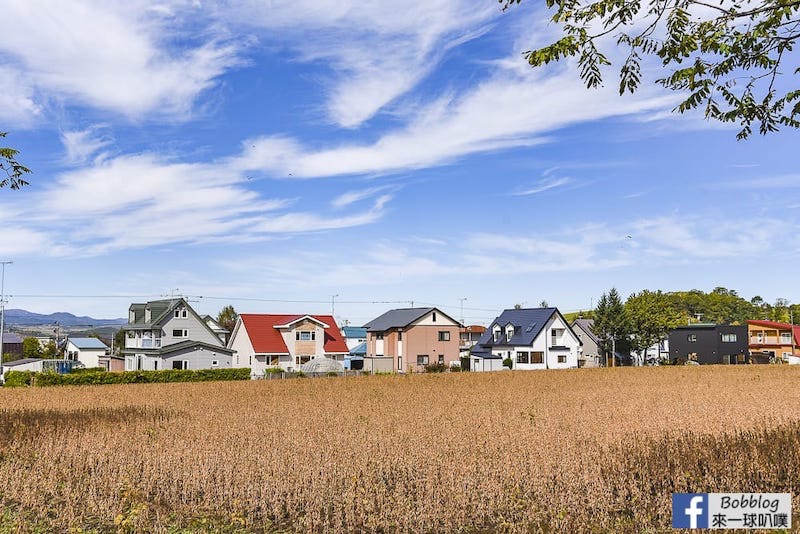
(0, 1), (798, 326)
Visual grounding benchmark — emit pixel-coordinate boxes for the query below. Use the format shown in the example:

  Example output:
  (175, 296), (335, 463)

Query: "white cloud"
(61, 127), (112, 165)
(719, 175), (800, 189)
(331, 186), (393, 208)
(0, 1), (242, 122)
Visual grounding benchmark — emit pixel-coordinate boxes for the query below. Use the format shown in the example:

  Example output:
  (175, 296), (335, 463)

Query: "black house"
(668, 324), (749, 365)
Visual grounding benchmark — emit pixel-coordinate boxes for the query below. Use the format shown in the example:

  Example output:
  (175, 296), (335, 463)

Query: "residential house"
(471, 307), (581, 370)
(630, 338), (670, 366)
(0, 333), (23, 359)
(203, 315), (231, 345)
(459, 325), (486, 351)
(121, 298), (234, 371)
(363, 307), (461, 372)
(64, 337), (109, 368)
(747, 320), (800, 364)
(668, 324), (748, 365)
(570, 319), (602, 368)
(342, 326), (367, 351)
(228, 314), (349, 377)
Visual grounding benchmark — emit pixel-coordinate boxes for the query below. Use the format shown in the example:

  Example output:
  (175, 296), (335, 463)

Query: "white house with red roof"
(227, 314), (350, 377)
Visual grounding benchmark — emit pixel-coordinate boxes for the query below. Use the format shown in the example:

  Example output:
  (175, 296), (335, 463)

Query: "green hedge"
(4, 368), (251, 387)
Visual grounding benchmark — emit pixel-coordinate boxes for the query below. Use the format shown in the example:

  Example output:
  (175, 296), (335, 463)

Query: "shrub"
(502, 357), (513, 369)
(5, 368), (251, 387)
(264, 367), (285, 375)
(4, 370), (35, 387)
(424, 362), (447, 373)
(71, 366), (106, 374)
(450, 364), (462, 372)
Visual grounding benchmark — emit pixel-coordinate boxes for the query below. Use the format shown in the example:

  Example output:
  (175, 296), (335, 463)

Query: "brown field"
(0, 366), (799, 532)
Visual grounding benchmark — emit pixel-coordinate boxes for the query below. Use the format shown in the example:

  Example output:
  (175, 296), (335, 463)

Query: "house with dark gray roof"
(471, 307), (581, 370)
(571, 318), (603, 367)
(363, 307), (461, 372)
(121, 298), (233, 371)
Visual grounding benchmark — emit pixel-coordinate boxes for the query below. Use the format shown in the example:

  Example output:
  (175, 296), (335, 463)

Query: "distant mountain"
(2, 309), (126, 327)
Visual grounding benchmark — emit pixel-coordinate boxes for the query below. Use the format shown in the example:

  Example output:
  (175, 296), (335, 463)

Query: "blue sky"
(0, 1), (798, 326)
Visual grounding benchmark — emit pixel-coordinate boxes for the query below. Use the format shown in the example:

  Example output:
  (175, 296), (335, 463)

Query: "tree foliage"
(216, 305), (239, 332)
(593, 288), (630, 360)
(625, 290), (683, 364)
(22, 337), (43, 359)
(0, 132), (30, 189)
(501, 0), (800, 138)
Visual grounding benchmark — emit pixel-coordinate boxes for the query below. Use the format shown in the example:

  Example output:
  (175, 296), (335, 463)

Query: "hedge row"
(4, 367), (252, 387)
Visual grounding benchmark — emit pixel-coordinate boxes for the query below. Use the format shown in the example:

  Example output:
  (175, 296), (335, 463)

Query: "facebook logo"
(673, 493), (709, 528)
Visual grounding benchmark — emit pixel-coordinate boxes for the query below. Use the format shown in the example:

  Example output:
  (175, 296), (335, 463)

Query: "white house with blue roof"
(471, 307), (581, 371)
(65, 337), (109, 369)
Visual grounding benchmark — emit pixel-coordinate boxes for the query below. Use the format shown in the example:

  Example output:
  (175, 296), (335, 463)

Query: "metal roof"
(67, 337), (108, 349)
(342, 326), (367, 338)
(571, 318), (600, 345)
(475, 308), (559, 347)
(364, 307), (447, 332)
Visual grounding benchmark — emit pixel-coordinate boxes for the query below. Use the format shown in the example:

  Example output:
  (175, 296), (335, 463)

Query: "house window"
(687, 334), (697, 342)
(172, 329), (188, 338)
(721, 333), (737, 343)
(172, 360), (188, 370)
(780, 333), (792, 343)
(417, 355), (429, 366)
(174, 308), (188, 319)
(531, 351), (544, 364)
(432, 312), (437, 322)
(492, 327), (501, 342)
(557, 355), (567, 363)
(249, 355), (252, 366)
(211, 360), (219, 367)
(296, 331), (316, 341)
(376, 333), (384, 340)
(438, 355), (444, 364)
(295, 355), (311, 365)
(517, 351), (529, 364)
(438, 331), (450, 342)
(737, 353), (746, 363)
(397, 356), (403, 370)
(398, 331), (402, 341)
(506, 327), (513, 342)
(153, 360), (158, 370)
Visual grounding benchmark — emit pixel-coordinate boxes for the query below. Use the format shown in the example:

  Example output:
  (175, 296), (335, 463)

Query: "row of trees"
(589, 287), (798, 365)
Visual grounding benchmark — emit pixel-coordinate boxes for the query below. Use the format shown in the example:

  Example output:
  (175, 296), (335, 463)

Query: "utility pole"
(459, 297), (467, 326)
(331, 294), (339, 316)
(0, 261), (12, 373)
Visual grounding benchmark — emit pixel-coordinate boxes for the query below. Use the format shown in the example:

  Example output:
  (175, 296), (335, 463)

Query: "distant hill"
(3, 309), (126, 327)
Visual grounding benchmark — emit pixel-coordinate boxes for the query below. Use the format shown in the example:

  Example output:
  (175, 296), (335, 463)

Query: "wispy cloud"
(331, 186), (394, 209)
(717, 175), (800, 189)
(61, 127), (112, 165)
(513, 176), (572, 196)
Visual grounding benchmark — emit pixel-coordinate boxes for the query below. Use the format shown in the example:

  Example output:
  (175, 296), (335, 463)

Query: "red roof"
(239, 314), (349, 354)
(747, 320), (800, 346)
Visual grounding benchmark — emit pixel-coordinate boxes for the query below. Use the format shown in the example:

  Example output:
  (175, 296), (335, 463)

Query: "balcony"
(750, 336), (790, 345)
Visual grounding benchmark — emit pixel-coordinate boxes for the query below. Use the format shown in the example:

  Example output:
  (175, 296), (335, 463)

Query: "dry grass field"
(0, 366), (799, 532)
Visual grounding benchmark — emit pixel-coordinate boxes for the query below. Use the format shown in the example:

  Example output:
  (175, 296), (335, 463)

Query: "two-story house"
(120, 298), (234, 371)
(363, 307), (461, 373)
(471, 308), (581, 370)
(228, 314), (349, 377)
(747, 320), (800, 364)
(668, 324), (748, 365)
(570, 318), (602, 368)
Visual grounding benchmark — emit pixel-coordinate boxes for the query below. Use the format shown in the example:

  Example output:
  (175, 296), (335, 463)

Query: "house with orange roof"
(747, 320), (800, 364)
(227, 314), (349, 377)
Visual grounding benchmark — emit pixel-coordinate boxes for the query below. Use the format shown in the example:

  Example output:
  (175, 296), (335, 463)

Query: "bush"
(450, 364), (462, 372)
(264, 367), (285, 375)
(71, 366), (105, 374)
(5, 368), (251, 387)
(424, 362), (447, 373)
(502, 357), (513, 369)
(4, 370), (35, 387)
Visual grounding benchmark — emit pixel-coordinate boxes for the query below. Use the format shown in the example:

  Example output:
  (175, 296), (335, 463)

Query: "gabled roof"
(124, 298), (226, 345)
(239, 314), (348, 354)
(349, 342), (367, 356)
(747, 320), (800, 345)
(475, 308), (562, 347)
(1, 333), (23, 344)
(364, 307), (458, 332)
(342, 326), (367, 338)
(571, 319), (599, 345)
(273, 315), (329, 328)
(67, 337), (108, 350)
